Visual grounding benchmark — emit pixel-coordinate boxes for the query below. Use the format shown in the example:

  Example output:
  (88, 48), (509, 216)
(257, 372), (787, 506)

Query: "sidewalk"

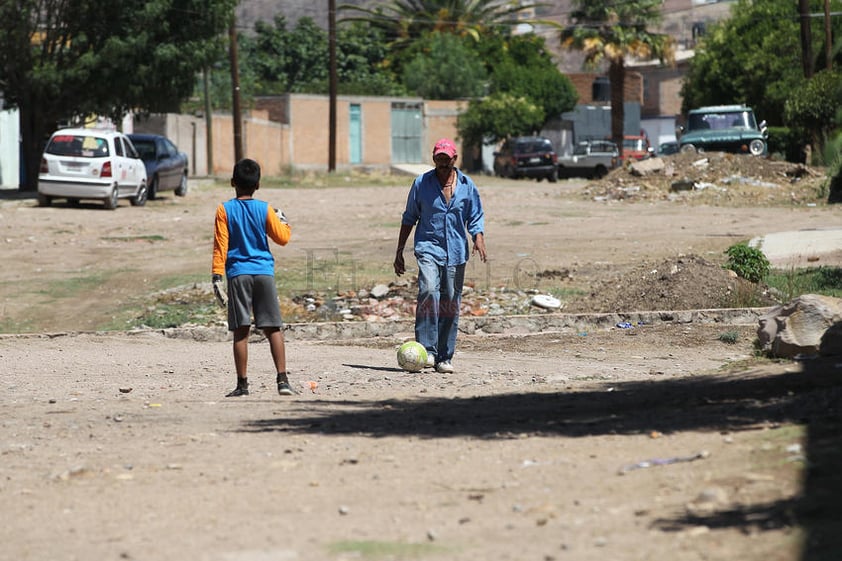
(750, 228), (842, 268)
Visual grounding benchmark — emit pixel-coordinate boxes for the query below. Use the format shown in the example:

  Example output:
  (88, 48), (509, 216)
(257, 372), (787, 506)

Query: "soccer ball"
(397, 341), (428, 372)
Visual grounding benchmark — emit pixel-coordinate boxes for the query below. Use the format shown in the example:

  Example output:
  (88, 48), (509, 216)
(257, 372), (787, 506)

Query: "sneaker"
(277, 373), (296, 396)
(424, 352), (435, 368)
(435, 360), (454, 374)
(226, 384), (249, 397)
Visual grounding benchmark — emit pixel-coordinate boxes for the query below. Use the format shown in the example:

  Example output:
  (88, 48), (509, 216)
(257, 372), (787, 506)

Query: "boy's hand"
(274, 208), (288, 224)
(212, 274), (227, 308)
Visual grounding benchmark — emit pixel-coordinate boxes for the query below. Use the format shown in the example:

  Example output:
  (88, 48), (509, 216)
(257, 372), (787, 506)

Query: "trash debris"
(616, 321), (633, 329)
(618, 450), (710, 475)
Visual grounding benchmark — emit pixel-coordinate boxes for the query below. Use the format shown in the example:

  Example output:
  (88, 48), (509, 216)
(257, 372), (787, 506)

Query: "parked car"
(38, 128), (148, 209)
(557, 140), (619, 179)
(127, 133), (189, 199)
(493, 136), (558, 182)
(677, 104), (768, 156)
(620, 135), (654, 162)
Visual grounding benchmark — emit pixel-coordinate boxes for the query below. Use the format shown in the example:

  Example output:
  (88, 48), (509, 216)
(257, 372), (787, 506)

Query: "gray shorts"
(227, 275), (284, 331)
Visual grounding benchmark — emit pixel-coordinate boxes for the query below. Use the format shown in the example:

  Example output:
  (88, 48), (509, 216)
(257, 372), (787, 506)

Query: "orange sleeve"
(266, 206), (292, 246)
(212, 204), (229, 276)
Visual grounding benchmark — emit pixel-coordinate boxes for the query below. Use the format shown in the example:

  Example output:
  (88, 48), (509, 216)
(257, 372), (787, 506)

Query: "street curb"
(0, 307), (772, 343)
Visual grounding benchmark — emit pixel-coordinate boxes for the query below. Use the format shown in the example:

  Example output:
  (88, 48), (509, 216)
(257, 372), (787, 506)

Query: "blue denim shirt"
(401, 168), (485, 267)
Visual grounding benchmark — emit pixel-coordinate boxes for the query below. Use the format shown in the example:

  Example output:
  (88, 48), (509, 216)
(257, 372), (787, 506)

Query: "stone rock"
(757, 294), (842, 358)
(370, 284), (390, 298)
(628, 157), (666, 177)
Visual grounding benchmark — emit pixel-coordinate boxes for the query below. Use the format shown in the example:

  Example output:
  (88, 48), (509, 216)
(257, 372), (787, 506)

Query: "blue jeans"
(415, 256), (465, 363)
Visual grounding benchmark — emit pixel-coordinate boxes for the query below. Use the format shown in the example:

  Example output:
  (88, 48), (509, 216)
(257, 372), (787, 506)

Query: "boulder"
(757, 294), (842, 358)
(628, 157), (666, 177)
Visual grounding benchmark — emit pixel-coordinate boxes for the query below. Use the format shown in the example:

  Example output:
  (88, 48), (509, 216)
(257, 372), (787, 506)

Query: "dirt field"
(1, 156), (842, 561)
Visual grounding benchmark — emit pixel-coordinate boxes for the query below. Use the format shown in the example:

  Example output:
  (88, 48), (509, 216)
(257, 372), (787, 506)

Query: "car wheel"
(680, 144), (698, 154)
(557, 166), (568, 179)
(748, 139), (766, 156)
(148, 176), (159, 200)
(104, 185), (119, 210)
(547, 168), (558, 183)
(593, 165), (608, 179)
(175, 173), (188, 197)
(37, 194), (52, 207)
(131, 182), (148, 207)
(68, 198), (80, 207)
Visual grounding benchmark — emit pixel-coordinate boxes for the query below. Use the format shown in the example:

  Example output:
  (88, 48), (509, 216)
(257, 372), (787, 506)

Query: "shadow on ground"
(241, 358), (842, 561)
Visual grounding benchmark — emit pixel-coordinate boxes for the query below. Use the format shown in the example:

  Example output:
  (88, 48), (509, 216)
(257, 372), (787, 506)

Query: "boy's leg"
(265, 327), (294, 395)
(226, 326), (251, 397)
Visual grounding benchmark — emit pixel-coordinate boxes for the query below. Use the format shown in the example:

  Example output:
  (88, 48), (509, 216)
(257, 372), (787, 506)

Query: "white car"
(38, 128), (148, 209)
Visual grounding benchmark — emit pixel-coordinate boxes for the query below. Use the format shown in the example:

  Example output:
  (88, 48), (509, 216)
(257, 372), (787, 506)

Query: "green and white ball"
(397, 341), (428, 372)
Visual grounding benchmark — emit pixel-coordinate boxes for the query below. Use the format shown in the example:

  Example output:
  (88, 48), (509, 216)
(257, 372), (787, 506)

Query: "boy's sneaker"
(424, 353), (435, 368)
(435, 360), (454, 374)
(226, 381), (249, 397)
(277, 373), (296, 396)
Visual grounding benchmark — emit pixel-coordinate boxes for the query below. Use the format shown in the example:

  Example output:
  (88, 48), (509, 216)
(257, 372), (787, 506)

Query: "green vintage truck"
(678, 105), (768, 156)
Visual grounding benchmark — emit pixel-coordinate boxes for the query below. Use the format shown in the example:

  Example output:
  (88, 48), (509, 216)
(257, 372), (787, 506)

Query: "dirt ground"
(1, 154), (842, 561)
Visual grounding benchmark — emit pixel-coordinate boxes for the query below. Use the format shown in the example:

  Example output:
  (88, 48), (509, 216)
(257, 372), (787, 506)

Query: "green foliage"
(784, 70), (842, 158)
(725, 243), (771, 284)
(457, 93), (544, 145)
(718, 331), (739, 344)
(765, 126), (811, 163)
(402, 33), (486, 99)
(821, 132), (842, 203)
(765, 267), (842, 301)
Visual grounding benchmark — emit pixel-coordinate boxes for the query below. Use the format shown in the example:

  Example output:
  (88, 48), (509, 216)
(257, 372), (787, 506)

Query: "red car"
(621, 135), (654, 162)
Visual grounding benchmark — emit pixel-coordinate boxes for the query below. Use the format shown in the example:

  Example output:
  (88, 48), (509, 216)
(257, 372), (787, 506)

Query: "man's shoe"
(226, 384), (249, 397)
(435, 360), (454, 374)
(277, 373), (296, 396)
(424, 352), (435, 369)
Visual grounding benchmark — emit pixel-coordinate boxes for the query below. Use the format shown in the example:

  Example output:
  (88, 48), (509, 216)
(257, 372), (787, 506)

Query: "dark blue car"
(127, 134), (189, 199)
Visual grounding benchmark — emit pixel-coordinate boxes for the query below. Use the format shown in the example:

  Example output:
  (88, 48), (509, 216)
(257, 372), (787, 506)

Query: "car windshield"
(624, 139), (645, 150)
(688, 110), (756, 131)
(46, 134), (109, 158)
(515, 139), (552, 153)
(573, 143), (588, 156)
(131, 139), (157, 161)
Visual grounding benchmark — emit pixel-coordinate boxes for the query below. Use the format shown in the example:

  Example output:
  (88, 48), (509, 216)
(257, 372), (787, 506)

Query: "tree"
(339, 0), (547, 76)
(0, 0), (235, 190)
(402, 32), (486, 99)
(457, 92), (544, 146)
(561, 0), (674, 159)
(784, 70), (842, 162)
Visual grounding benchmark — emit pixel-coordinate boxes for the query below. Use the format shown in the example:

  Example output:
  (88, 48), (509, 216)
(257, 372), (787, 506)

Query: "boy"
(212, 158), (294, 397)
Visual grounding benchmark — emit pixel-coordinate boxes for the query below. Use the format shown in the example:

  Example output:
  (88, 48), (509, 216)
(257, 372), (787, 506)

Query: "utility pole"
(799, 0), (813, 78)
(203, 67), (214, 176)
(328, 0), (337, 172)
(229, 18), (243, 163)
(825, 0), (832, 71)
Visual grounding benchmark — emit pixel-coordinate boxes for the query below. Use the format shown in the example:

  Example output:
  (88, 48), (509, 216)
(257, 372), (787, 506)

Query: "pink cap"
(433, 138), (457, 158)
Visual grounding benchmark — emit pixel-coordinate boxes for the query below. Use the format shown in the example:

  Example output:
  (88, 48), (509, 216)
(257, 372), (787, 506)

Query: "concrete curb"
(0, 307), (772, 343)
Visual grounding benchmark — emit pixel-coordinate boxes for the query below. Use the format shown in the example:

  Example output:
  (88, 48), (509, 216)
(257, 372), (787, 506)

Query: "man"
(393, 138), (487, 373)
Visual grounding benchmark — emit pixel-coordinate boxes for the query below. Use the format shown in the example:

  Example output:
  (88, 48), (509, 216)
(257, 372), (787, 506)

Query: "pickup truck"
(557, 140), (620, 179)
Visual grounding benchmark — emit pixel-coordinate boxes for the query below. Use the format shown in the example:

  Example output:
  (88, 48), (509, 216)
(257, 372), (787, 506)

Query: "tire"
(37, 194), (52, 207)
(148, 176), (159, 200)
(748, 139), (766, 156)
(593, 165), (608, 179)
(131, 182), (148, 207)
(557, 166), (568, 179)
(104, 185), (119, 210)
(547, 168), (558, 183)
(175, 173), (188, 197)
(680, 144), (698, 154)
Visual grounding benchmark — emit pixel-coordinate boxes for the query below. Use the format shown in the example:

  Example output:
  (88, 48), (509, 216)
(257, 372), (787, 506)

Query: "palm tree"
(340, 0), (547, 47)
(561, 0), (674, 159)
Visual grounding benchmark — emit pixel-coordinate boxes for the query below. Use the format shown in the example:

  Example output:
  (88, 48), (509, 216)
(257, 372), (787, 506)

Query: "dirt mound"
(563, 254), (777, 313)
(584, 152), (826, 205)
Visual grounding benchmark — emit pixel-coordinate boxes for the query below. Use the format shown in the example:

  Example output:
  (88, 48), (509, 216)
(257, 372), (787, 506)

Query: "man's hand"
(274, 208), (288, 224)
(472, 233), (487, 263)
(393, 247), (406, 276)
(212, 274), (227, 308)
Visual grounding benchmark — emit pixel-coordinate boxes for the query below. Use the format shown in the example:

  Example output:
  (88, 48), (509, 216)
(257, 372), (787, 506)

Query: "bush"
(725, 243), (770, 283)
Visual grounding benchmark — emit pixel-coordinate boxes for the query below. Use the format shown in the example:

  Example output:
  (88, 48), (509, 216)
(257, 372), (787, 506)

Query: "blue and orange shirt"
(212, 198), (291, 279)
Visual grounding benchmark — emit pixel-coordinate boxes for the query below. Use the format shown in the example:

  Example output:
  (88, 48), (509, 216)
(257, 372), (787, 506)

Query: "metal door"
(349, 104), (362, 164)
(390, 102), (423, 163)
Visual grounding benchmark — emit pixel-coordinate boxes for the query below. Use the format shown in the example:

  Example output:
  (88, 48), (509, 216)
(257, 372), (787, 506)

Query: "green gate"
(390, 102), (423, 163)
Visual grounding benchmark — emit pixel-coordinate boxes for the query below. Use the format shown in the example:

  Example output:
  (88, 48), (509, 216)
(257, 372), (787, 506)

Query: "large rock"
(757, 294), (842, 358)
